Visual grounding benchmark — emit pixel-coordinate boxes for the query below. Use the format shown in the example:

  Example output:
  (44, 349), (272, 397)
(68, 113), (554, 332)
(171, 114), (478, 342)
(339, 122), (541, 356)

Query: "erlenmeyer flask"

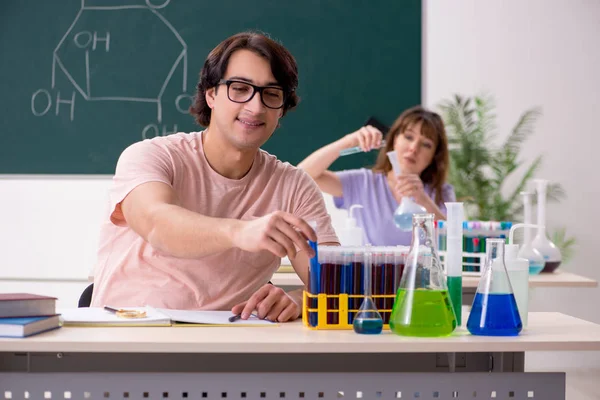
(353, 247), (383, 334)
(387, 151), (426, 231)
(389, 214), (457, 337)
(467, 239), (523, 336)
(394, 199), (427, 232)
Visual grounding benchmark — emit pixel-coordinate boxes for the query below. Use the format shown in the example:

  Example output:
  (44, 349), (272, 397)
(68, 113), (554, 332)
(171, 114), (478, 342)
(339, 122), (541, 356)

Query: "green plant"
(439, 94), (577, 264)
(438, 94), (565, 221)
(552, 227), (577, 265)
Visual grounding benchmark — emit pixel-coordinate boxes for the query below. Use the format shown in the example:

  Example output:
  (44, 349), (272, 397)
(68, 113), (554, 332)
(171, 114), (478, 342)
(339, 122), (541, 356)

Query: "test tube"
(308, 221), (320, 327)
(383, 248), (396, 323)
(341, 247), (354, 324)
(330, 247), (341, 325)
(371, 248), (384, 314)
(351, 246), (364, 323)
(339, 140), (387, 156)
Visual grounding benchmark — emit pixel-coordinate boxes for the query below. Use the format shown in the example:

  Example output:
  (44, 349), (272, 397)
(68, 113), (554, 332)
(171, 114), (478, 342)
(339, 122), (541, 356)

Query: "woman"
(298, 106), (455, 245)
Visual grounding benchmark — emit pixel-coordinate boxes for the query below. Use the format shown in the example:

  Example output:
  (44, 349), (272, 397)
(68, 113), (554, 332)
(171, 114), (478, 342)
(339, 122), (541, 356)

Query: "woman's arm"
(427, 184), (457, 220)
(297, 126), (383, 197)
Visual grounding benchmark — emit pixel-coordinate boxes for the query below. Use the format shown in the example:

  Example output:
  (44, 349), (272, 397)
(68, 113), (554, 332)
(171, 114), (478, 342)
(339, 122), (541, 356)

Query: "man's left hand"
(232, 284), (301, 322)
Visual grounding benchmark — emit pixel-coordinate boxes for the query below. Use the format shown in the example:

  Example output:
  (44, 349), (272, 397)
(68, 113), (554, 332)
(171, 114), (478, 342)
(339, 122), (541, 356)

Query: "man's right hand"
(232, 212), (317, 258)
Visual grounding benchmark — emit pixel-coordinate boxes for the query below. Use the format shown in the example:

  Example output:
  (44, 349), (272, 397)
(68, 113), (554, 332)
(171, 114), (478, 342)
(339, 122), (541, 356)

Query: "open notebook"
(59, 307), (276, 327)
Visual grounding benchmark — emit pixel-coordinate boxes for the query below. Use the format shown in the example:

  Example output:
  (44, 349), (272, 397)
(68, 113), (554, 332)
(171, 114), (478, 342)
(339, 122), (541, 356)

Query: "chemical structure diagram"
(30, 0), (193, 139)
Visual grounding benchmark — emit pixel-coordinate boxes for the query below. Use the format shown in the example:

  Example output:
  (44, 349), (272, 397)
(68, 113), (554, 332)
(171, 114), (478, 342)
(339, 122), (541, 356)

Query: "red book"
(0, 293), (57, 318)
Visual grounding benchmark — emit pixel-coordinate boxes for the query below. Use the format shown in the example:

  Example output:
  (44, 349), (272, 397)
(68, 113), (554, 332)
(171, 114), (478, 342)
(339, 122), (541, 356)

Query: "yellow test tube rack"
(302, 291), (396, 330)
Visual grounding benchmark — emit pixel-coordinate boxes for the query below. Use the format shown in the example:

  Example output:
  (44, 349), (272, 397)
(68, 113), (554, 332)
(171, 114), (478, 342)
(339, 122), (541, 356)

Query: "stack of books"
(0, 293), (61, 338)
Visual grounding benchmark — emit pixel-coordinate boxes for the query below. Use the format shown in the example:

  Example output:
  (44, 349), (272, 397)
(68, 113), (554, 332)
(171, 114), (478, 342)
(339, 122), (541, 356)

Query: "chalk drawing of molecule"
(31, 0), (193, 137)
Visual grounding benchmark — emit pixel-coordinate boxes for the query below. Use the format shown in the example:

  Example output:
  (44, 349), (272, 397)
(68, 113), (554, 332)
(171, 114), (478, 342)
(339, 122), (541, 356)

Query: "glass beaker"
(386, 151), (426, 231)
(389, 214), (457, 337)
(467, 238), (523, 336)
(353, 247), (383, 334)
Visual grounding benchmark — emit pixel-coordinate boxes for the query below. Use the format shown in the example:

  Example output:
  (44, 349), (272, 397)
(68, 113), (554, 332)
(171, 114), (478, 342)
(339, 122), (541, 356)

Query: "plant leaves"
(551, 226), (577, 265)
(437, 94), (565, 224)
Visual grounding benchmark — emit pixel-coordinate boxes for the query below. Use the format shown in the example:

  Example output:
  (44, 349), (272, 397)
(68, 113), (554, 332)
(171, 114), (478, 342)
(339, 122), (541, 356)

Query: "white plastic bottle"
(505, 223), (537, 328)
(504, 244), (529, 327)
(338, 204), (365, 246)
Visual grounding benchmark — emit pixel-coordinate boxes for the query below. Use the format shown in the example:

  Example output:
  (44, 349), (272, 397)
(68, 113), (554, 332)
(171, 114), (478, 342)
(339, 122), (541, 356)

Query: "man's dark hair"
(190, 32), (300, 127)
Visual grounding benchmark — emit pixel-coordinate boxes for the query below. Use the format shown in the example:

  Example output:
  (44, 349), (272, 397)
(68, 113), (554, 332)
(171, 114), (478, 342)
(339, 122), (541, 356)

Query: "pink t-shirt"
(91, 131), (338, 310)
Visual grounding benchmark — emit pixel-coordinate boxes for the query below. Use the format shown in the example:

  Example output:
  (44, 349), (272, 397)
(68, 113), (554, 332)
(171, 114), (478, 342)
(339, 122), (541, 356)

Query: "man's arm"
(120, 181), (316, 259)
(121, 181), (239, 258)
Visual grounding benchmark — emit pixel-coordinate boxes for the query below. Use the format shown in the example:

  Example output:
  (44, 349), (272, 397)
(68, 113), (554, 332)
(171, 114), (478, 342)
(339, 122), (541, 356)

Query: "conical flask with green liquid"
(389, 213), (457, 337)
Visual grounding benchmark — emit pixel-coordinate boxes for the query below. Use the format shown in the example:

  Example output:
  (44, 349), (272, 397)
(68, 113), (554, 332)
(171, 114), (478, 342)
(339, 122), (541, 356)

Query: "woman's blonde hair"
(372, 106), (449, 205)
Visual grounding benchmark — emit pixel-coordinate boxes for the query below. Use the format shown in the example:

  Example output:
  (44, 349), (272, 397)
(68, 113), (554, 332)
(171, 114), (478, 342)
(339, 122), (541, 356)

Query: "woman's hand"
(389, 174), (447, 220)
(342, 125), (383, 152)
(393, 174), (427, 205)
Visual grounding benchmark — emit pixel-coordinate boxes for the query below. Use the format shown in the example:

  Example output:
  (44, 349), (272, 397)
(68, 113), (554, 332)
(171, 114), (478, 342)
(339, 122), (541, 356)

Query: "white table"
(1, 311), (599, 399)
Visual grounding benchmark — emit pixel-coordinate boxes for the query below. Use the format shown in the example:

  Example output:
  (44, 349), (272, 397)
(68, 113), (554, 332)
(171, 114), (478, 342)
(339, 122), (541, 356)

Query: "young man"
(91, 32), (339, 322)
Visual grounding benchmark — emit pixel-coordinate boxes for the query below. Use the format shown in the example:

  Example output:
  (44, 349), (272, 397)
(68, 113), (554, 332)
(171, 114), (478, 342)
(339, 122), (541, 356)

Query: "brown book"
(0, 293), (57, 318)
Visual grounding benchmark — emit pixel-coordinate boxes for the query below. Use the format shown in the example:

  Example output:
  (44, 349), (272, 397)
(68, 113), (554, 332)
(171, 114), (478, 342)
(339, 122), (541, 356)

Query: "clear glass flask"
(531, 179), (562, 272)
(353, 247), (383, 334)
(519, 191), (546, 275)
(387, 151), (426, 231)
(467, 238), (523, 336)
(389, 214), (457, 337)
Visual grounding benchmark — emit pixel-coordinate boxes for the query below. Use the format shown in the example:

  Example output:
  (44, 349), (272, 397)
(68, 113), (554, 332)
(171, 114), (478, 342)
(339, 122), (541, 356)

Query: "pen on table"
(104, 305), (147, 318)
(228, 313), (271, 323)
(228, 314), (243, 322)
(104, 306), (120, 313)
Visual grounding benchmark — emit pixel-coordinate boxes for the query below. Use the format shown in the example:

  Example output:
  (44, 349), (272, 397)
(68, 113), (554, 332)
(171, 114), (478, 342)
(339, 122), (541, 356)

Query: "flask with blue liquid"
(353, 245), (383, 334)
(467, 238), (523, 336)
(386, 151), (426, 231)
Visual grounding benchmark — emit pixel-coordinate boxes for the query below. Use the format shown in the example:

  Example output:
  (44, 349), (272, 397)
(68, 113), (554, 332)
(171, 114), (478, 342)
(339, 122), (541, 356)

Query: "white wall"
(0, 177), (111, 307)
(0, 177), (110, 280)
(424, 0), (600, 325)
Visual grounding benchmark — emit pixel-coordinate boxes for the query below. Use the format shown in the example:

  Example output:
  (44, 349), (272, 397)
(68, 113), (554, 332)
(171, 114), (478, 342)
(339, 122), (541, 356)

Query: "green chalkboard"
(1, 0), (421, 174)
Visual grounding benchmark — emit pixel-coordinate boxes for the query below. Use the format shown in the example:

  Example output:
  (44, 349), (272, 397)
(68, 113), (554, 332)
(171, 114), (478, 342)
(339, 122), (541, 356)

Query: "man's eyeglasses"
(218, 79), (286, 109)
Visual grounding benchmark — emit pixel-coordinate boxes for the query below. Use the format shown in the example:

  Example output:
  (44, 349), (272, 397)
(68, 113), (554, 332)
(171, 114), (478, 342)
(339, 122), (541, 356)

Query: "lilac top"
(333, 168), (456, 246)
